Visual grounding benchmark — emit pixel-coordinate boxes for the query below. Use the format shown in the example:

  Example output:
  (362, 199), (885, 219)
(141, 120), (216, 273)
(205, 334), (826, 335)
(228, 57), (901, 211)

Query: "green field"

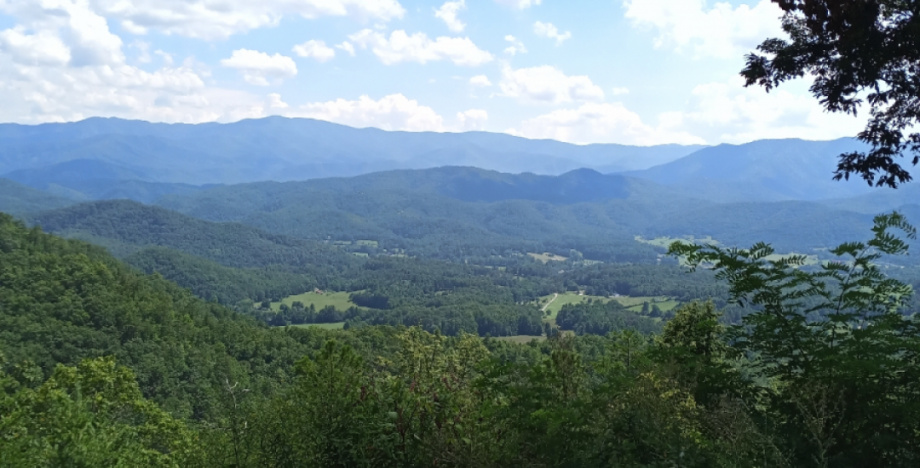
(271, 291), (359, 312)
(528, 252), (569, 263)
(638, 235), (820, 267)
(538, 292), (680, 319)
(763, 253), (820, 266)
(635, 235), (720, 249)
(613, 296), (680, 313)
(494, 335), (546, 344)
(289, 322), (346, 330)
(539, 292), (611, 318)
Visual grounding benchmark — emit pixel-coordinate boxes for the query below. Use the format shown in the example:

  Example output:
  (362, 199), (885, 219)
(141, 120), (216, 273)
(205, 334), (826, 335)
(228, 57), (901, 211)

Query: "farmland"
(270, 290), (359, 312)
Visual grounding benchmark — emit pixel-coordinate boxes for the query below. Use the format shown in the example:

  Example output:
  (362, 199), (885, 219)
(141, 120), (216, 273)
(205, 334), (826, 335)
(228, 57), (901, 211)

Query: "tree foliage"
(742, 0), (920, 187)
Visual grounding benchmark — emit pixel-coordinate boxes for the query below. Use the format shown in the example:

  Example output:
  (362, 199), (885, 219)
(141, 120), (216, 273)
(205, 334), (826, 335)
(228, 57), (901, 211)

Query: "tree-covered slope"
(0, 212), (312, 419)
(29, 199), (356, 269)
(0, 178), (75, 216)
(155, 167), (874, 258)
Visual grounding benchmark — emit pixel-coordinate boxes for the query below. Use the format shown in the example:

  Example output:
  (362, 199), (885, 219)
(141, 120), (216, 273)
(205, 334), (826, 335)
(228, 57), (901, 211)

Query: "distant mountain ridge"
(0, 117), (705, 201)
(623, 138), (877, 202)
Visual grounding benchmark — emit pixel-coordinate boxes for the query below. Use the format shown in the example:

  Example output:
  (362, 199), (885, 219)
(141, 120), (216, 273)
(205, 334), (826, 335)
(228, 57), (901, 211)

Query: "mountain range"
(0, 116), (702, 196)
(2, 116), (918, 264)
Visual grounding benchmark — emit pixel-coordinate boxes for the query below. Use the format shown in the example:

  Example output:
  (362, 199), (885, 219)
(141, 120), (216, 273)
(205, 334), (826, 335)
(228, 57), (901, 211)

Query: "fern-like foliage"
(668, 212), (916, 379)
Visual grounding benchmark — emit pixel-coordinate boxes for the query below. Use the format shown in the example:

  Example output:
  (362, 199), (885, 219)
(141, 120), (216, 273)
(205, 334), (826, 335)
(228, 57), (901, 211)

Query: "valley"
(3, 118), (920, 466)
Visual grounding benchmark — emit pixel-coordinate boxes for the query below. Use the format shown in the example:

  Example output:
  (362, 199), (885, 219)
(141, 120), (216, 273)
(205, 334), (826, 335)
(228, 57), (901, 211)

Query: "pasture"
(289, 322), (346, 330)
(271, 291), (358, 312)
(538, 292), (681, 319)
(528, 252), (569, 263)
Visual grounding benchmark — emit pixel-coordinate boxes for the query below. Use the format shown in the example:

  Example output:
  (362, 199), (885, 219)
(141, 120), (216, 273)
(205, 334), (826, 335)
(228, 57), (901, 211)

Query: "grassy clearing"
(528, 252), (569, 263)
(271, 291), (358, 312)
(494, 335), (546, 344)
(289, 322), (346, 330)
(635, 235), (720, 249)
(614, 296), (681, 313)
(639, 236), (820, 268)
(538, 292), (681, 319)
(764, 253), (820, 266)
(538, 292), (612, 320)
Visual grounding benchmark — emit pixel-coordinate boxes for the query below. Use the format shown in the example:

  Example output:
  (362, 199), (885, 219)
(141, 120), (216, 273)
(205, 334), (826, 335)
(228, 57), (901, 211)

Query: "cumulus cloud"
(435, 0), (466, 33)
(499, 65), (604, 104)
(292, 40), (336, 62)
(457, 109), (488, 130)
(221, 49), (298, 86)
(503, 35), (527, 56)
(294, 93), (445, 131)
(85, 0), (406, 40)
(533, 21), (571, 45)
(509, 102), (706, 145)
(0, 55), (232, 123)
(677, 76), (866, 143)
(0, 0), (125, 67)
(469, 74), (492, 87)
(336, 41), (357, 56)
(623, 0), (783, 59)
(349, 29), (493, 66)
(0, 0), (249, 124)
(494, 0), (541, 9)
(0, 27), (71, 66)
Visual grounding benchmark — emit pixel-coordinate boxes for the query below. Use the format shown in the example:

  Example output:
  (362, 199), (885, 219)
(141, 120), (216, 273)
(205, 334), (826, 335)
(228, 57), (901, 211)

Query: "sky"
(0, 0), (870, 146)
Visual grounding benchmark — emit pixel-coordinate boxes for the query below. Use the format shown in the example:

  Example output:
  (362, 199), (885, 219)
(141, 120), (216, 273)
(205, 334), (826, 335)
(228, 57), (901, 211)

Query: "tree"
(742, 0), (920, 187)
(669, 212), (920, 465)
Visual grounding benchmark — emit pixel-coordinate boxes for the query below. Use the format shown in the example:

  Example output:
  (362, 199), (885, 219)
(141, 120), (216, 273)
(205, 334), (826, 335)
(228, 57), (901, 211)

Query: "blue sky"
(0, 0), (867, 145)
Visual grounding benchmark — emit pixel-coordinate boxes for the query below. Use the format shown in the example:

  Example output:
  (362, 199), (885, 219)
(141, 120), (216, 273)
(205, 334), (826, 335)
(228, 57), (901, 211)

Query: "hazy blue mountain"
(28, 199), (351, 266)
(818, 181), (920, 214)
(623, 138), (876, 202)
(2, 159), (213, 202)
(154, 166), (872, 256)
(0, 117), (705, 191)
(0, 178), (76, 215)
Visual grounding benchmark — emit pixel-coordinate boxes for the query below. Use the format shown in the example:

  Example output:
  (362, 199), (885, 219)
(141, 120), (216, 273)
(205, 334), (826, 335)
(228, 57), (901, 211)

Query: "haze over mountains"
(0, 116), (915, 263)
(0, 117), (701, 198)
(0, 116), (889, 204)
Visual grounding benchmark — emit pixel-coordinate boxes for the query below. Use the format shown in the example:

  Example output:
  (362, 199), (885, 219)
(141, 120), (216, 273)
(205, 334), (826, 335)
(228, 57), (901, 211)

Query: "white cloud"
(678, 76), (867, 143)
(130, 40), (151, 63)
(349, 29), (493, 66)
(499, 65), (604, 104)
(457, 108), (488, 130)
(0, 55), (232, 124)
(509, 102), (706, 145)
(0, 27), (71, 66)
(221, 49), (297, 86)
(336, 41), (357, 56)
(435, 0), (466, 33)
(503, 35), (527, 56)
(533, 21), (571, 45)
(292, 40), (336, 62)
(266, 92), (289, 110)
(469, 74), (492, 87)
(0, 0), (124, 67)
(494, 0), (541, 9)
(294, 94), (445, 131)
(623, 0), (783, 59)
(155, 49), (174, 66)
(84, 0), (406, 40)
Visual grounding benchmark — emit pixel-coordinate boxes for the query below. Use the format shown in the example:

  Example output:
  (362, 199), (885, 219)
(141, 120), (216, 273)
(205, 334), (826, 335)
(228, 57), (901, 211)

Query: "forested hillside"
(3, 212), (920, 466)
